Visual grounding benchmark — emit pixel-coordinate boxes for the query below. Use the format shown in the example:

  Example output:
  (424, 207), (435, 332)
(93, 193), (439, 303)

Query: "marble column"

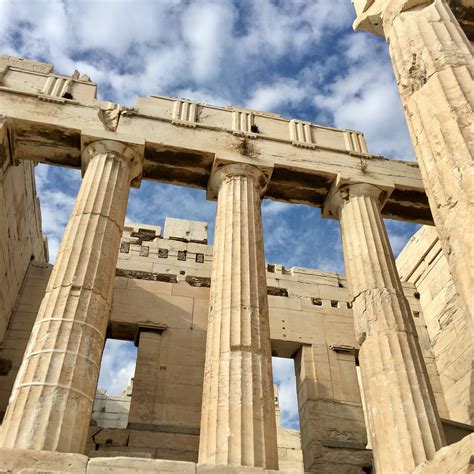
(199, 163), (279, 469)
(0, 140), (143, 453)
(326, 183), (445, 473)
(353, 0), (473, 328)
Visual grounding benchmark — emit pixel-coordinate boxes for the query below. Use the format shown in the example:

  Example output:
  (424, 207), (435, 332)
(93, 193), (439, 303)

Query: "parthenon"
(0, 0), (472, 472)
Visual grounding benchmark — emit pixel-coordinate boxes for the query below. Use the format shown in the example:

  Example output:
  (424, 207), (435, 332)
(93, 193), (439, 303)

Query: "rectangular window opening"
(158, 248), (168, 259)
(267, 286), (288, 297)
(312, 297), (323, 306)
(271, 356), (300, 431)
(92, 339), (137, 432)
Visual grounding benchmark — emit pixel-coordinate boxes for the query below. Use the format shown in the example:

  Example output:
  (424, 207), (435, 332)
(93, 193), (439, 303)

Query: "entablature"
(0, 55), (432, 224)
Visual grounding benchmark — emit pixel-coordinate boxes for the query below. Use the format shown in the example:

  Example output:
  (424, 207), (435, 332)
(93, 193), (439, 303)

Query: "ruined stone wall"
(0, 261), (49, 416)
(0, 155), (46, 343)
(397, 226), (473, 425)
(1, 218), (447, 472)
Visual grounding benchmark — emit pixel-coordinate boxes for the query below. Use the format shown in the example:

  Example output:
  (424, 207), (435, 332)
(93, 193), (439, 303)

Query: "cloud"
(313, 34), (415, 160)
(98, 339), (137, 395)
(35, 165), (80, 262)
(245, 78), (307, 113)
(272, 357), (299, 429)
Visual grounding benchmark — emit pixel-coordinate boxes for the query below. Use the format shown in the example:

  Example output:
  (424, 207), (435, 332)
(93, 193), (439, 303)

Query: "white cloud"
(314, 34), (415, 160)
(272, 357), (299, 429)
(181, 1), (235, 83)
(245, 79), (307, 113)
(35, 164), (80, 262)
(98, 339), (137, 395)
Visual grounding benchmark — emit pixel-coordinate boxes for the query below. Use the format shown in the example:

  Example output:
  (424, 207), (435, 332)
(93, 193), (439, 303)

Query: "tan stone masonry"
(0, 23), (472, 469)
(0, 140), (143, 453)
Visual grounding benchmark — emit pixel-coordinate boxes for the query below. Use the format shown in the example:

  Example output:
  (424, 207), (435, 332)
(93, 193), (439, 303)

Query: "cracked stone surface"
(354, 0), (474, 338)
(0, 141), (142, 453)
(198, 163), (279, 469)
(327, 183), (445, 473)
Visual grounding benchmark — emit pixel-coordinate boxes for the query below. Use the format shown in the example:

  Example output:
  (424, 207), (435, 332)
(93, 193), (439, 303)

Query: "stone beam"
(0, 55), (432, 224)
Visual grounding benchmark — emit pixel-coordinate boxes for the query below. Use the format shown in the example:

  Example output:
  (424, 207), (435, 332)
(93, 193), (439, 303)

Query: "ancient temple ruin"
(0, 0), (472, 472)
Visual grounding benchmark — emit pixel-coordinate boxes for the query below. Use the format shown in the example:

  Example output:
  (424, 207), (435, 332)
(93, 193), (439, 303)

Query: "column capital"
(323, 175), (394, 219)
(81, 132), (145, 188)
(206, 158), (273, 200)
(353, 0), (433, 36)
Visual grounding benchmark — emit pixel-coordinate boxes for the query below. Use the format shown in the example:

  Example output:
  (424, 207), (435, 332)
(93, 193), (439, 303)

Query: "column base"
(0, 448), (283, 473)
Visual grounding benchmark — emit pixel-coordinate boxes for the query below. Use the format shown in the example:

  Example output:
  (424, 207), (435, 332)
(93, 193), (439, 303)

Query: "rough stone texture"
(295, 344), (372, 473)
(128, 330), (165, 426)
(0, 262), (49, 420)
(327, 183), (445, 472)
(413, 433), (474, 473)
(397, 225), (473, 425)
(353, 0), (474, 333)
(0, 120), (46, 343)
(0, 447), (87, 473)
(0, 55), (433, 223)
(2, 218), (444, 471)
(0, 140), (143, 453)
(87, 457), (195, 473)
(163, 217), (208, 244)
(274, 386), (304, 473)
(199, 163), (279, 469)
(0, 51), (471, 472)
(92, 389), (130, 429)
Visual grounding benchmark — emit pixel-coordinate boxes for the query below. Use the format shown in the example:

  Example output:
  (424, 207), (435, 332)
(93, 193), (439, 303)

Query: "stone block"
(128, 429), (200, 451)
(89, 446), (155, 459)
(93, 428), (130, 447)
(104, 397), (130, 414)
(0, 447), (87, 473)
(163, 217), (208, 243)
(413, 433), (473, 473)
(197, 465), (278, 473)
(87, 457), (196, 473)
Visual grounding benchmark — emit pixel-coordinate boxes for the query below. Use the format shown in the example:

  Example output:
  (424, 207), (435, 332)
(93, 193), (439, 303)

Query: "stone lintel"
(133, 323), (167, 346)
(206, 157), (273, 200)
(322, 173), (394, 220)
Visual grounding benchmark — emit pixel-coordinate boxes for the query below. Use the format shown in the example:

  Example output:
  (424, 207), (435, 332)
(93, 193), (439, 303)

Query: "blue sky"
(1, 0), (420, 430)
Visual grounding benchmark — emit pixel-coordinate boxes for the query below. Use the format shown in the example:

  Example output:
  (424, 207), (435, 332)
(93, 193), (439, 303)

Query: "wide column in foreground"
(353, 0), (473, 327)
(325, 182), (445, 473)
(199, 162), (278, 469)
(0, 139), (143, 453)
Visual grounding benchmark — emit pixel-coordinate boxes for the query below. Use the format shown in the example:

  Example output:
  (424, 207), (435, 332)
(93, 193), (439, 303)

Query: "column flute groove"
(327, 182), (445, 473)
(199, 162), (278, 469)
(354, 0), (473, 326)
(0, 139), (143, 454)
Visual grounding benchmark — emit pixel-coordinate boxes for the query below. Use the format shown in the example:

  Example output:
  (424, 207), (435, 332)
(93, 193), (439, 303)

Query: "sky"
(1, 0), (420, 430)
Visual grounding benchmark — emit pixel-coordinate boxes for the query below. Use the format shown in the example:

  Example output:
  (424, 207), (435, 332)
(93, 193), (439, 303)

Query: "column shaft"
(332, 184), (445, 473)
(356, 0), (473, 326)
(0, 141), (141, 453)
(199, 164), (278, 469)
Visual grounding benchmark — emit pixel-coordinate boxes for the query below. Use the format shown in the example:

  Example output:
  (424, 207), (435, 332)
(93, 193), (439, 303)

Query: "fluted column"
(0, 140), (143, 453)
(199, 163), (279, 469)
(327, 183), (445, 473)
(353, 0), (473, 328)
